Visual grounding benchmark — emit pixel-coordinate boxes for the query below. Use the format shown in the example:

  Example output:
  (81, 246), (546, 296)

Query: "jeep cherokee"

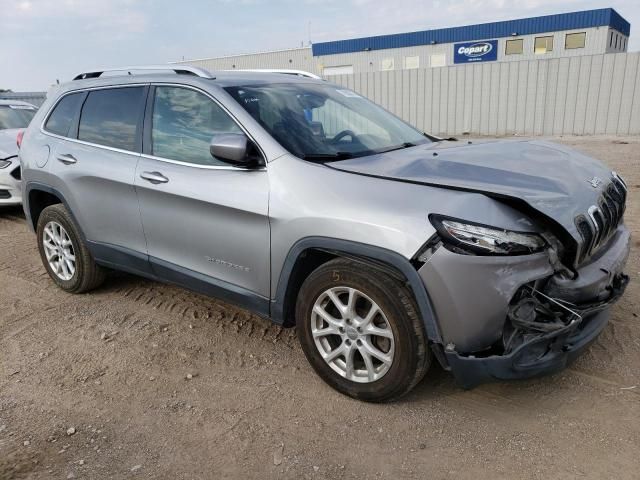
(19, 66), (630, 402)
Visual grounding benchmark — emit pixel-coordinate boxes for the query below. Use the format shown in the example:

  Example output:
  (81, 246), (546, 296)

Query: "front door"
(134, 85), (271, 302)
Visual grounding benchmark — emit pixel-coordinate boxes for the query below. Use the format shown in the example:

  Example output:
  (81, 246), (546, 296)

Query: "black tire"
(36, 204), (105, 293)
(296, 258), (430, 402)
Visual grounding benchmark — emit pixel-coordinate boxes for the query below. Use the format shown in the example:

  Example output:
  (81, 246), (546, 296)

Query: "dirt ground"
(0, 136), (638, 480)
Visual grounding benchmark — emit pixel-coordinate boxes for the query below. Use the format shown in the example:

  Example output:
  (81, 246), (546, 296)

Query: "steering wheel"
(331, 129), (358, 144)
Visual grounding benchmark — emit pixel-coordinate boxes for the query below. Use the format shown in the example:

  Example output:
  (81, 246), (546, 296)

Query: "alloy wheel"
(43, 221), (76, 281)
(311, 286), (395, 383)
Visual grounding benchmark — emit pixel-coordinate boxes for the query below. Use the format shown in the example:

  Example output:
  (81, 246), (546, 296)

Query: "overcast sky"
(1, 0), (638, 91)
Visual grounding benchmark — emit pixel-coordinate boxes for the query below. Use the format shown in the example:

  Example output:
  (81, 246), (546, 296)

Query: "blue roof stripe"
(312, 8), (630, 56)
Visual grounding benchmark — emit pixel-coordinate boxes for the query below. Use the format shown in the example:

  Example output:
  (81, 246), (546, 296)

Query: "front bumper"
(418, 225), (631, 388)
(445, 273), (628, 388)
(0, 158), (22, 205)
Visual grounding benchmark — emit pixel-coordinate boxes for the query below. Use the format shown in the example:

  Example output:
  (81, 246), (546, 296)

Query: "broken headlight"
(429, 215), (546, 255)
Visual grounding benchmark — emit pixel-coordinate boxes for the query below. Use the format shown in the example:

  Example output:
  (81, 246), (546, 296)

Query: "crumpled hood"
(0, 128), (20, 159)
(329, 139), (614, 241)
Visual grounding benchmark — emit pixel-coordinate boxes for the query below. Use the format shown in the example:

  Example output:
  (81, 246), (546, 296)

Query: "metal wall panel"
(328, 52), (640, 137)
(617, 54), (639, 135)
(179, 50), (639, 136)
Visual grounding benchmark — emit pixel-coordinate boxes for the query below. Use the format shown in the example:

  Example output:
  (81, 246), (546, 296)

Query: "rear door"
(135, 85), (270, 300)
(47, 86), (149, 260)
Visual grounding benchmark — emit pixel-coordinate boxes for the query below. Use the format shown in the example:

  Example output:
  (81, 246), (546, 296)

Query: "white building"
(177, 8), (630, 77)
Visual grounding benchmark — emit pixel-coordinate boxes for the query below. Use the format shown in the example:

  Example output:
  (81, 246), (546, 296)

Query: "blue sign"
(453, 40), (498, 64)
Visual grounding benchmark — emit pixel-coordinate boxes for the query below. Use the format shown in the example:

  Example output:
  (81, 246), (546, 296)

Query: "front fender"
(271, 236), (443, 344)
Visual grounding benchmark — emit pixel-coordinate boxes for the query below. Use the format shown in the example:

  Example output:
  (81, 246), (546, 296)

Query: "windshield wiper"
(424, 132), (458, 142)
(376, 142), (417, 154)
(302, 152), (355, 162)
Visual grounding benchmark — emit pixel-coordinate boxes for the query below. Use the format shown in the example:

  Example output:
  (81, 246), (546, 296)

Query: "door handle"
(56, 153), (77, 165)
(140, 171), (169, 185)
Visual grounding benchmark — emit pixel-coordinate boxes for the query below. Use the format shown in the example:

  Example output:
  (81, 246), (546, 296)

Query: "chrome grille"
(576, 173), (627, 264)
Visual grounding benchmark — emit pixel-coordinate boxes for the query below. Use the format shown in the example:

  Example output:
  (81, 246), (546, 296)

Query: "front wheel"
(296, 258), (430, 402)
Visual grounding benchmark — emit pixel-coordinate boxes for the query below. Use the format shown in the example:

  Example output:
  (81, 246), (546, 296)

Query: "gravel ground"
(0, 136), (638, 480)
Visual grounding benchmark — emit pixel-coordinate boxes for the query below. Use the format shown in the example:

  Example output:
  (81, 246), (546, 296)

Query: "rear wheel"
(296, 258), (430, 402)
(37, 204), (105, 293)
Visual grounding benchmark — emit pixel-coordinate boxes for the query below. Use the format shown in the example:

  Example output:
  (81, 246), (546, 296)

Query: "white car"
(0, 100), (37, 205)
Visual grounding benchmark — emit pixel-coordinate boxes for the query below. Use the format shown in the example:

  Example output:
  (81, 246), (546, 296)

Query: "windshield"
(225, 83), (429, 160)
(0, 105), (37, 130)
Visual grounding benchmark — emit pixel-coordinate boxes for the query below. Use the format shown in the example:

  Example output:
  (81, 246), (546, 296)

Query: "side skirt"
(87, 241), (271, 318)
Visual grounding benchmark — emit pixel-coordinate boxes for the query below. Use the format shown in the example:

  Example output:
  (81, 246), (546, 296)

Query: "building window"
(380, 58), (395, 71)
(429, 54), (446, 68)
(615, 34), (619, 49)
(534, 36), (553, 54)
(404, 56), (420, 69)
(323, 65), (354, 76)
(610, 31), (614, 47)
(623, 38), (627, 51)
(565, 32), (586, 50)
(505, 39), (524, 55)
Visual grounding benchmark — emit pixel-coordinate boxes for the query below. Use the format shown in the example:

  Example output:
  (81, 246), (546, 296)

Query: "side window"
(151, 86), (242, 166)
(44, 93), (84, 137)
(78, 87), (145, 151)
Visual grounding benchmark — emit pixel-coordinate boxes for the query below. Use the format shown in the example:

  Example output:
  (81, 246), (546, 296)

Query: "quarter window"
(78, 87), (145, 151)
(534, 36), (553, 54)
(565, 32), (586, 50)
(44, 93), (84, 137)
(505, 39), (524, 55)
(151, 86), (242, 166)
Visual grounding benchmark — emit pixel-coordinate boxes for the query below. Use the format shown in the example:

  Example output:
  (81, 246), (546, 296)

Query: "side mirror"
(209, 133), (251, 165)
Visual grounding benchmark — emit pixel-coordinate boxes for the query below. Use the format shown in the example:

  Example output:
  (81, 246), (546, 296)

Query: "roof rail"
(234, 69), (323, 80)
(73, 65), (215, 81)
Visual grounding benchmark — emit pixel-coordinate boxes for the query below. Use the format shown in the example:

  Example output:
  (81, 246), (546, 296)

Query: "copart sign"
(453, 40), (498, 63)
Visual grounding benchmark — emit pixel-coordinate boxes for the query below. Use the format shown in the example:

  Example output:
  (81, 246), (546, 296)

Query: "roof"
(312, 8), (631, 56)
(0, 99), (37, 108)
(0, 92), (46, 107)
(56, 69), (323, 94)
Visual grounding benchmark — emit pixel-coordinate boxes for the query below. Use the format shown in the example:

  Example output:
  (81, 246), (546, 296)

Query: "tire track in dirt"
(0, 211), (299, 353)
(109, 279), (298, 348)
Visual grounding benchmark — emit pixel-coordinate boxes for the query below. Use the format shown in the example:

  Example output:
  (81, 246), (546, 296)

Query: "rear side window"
(44, 93), (84, 137)
(78, 87), (145, 151)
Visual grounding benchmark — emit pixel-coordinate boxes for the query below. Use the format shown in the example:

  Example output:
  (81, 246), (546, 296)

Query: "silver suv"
(20, 66), (630, 402)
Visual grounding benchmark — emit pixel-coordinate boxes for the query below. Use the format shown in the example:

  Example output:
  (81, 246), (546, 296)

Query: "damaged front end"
(446, 272), (628, 389)
(417, 216), (631, 389)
